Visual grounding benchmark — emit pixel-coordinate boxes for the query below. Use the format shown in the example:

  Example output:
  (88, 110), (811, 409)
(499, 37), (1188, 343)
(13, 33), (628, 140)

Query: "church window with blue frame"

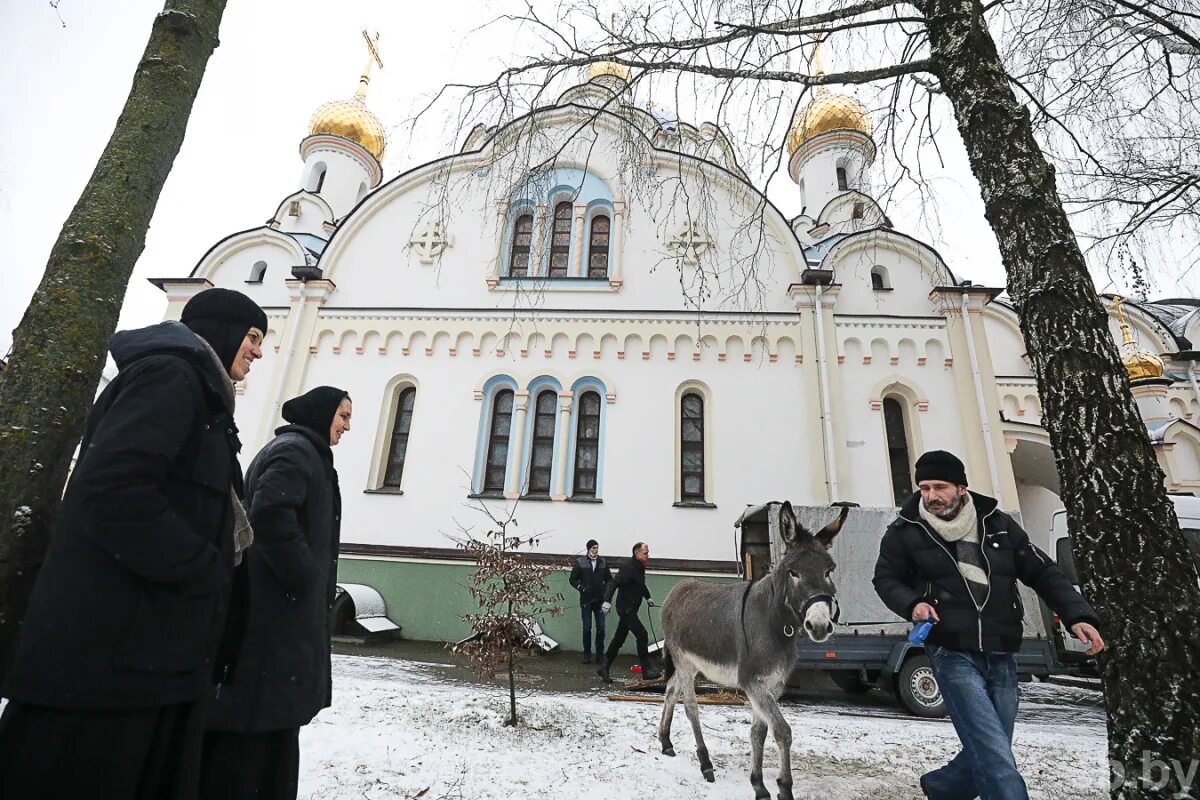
(680, 393), (705, 501)
(509, 214), (533, 278)
(526, 390), (558, 495)
(484, 390), (514, 493)
(587, 216), (610, 278)
(383, 387), (416, 488)
(572, 391), (602, 497)
(549, 202), (573, 278)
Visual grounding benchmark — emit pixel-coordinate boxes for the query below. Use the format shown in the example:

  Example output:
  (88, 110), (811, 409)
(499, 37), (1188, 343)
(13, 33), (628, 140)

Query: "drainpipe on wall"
(961, 291), (1004, 507)
(815, 283), (840, 502)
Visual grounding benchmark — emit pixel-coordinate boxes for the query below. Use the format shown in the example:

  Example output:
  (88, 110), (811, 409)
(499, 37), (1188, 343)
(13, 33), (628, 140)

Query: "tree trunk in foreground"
(0, 0), (228, 678)
(922, 0), (1200, 794)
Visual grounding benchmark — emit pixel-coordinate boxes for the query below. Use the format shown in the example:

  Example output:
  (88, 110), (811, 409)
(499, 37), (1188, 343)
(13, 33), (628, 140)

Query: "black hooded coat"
(5, 321), (242, 708)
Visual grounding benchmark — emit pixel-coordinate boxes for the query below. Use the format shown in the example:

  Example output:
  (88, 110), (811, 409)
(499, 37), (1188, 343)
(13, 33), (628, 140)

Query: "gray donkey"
(658, 502), (848, 800)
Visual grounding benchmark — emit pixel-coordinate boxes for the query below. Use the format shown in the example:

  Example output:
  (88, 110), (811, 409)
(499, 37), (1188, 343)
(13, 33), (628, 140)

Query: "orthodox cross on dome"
(356, 29), (384, 99)
(1111, 295), (1137, 345)
(809, 33), (830, 97)
(665, 220), (712, 265)
(409, 221), (453, 265)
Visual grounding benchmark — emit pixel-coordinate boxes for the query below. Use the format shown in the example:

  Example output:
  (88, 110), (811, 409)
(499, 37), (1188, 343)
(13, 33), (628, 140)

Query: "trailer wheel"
(830, 671), (871, 694)
(897, 655), (946, 718)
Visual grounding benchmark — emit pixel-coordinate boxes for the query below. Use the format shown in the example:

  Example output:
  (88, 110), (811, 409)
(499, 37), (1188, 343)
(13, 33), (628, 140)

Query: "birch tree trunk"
(0, 0), (228, 677)
(922, 0), (1200, 793)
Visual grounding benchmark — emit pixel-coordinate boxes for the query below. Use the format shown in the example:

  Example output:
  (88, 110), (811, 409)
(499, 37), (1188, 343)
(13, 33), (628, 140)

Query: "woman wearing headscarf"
(199, 386), (351, 800)
(0, 288), (267, 800)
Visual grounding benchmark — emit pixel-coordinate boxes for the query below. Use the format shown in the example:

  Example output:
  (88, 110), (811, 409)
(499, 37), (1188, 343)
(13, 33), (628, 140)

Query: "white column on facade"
(1188, 361), (1200, 413)
(962, 292), (1004, 507)
(609, 200), (626, 288)
(487, 200), (508, 288)
(570, 203), (587, 277)
(505, 390), (531, 498)
(154, 278), (213, 320)
(530, 204), (549, 276)
(814, 283), (840, 502)
(553, 392), (574, 500)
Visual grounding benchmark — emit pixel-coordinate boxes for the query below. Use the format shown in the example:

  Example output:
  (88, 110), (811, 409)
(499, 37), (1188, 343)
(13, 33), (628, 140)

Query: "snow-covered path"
(299, 655), (1108, 799)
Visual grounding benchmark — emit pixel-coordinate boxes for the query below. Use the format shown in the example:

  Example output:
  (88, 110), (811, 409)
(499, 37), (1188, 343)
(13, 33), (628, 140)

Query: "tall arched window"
(306, 162), (327, 193)
(484, 390), (514, 493)
(509, 214), (533, 277)
(587, 215), (610, 278)
(681, 392), (705, 501)
(883, 396), (913, 505)
(573, 391), (601, 497)
(383, 387), (416, 487)
(836, 166), (849, 191)
(548, 202), (573, 278)
(526, 390), (558, 495)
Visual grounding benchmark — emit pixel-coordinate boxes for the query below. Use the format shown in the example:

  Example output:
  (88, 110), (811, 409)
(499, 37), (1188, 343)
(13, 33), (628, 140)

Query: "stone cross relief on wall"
(408, 221), (454, 265)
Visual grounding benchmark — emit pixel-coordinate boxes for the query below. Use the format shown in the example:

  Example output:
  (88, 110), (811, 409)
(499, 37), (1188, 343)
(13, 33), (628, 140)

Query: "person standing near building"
(873, 450), (1104, 800)
(0, 288), (267, 800)
(199, 386), (351, 800)
(596, 542), (660, 683)
(569, 538), (612, 664)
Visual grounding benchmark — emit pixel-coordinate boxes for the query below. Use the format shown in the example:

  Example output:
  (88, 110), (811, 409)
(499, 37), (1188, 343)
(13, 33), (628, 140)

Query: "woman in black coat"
(0, 288), (267, 800)
(199, 386), (351, 800)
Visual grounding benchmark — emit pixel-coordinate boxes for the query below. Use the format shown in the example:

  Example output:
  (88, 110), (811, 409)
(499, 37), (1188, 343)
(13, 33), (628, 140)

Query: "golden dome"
(309, 95), (386, 160)
(586, 59), (631, 83)
(786, 91), (872, 155)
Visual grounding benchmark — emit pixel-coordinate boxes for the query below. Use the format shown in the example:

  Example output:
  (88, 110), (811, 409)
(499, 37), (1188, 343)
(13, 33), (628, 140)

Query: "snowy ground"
(299, 654), (1109, 800)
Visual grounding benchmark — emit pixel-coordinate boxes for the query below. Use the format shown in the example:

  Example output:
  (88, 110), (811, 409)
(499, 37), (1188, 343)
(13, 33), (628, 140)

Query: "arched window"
(306, 162), (327, 193)
(681, 392), (705, 501)
(484, 390), (514, 493)
(573, 391), (601, 497)
(247, 260), (268, 283)
(871, 265), (889, 290)
(587, 215), (610, 278)
(883, 396), (913, 505)
(382, 387), (416, 487)
(526, 390), (558, 495)
(836, 166), (849, 191)
(548, 202), (573, 278)
(509, 214), (533, 277)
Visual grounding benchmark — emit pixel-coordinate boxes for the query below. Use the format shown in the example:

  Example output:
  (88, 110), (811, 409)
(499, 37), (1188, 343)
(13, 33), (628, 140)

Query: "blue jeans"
(580, 601), (606, 655)
(921, 645), (1028, 800)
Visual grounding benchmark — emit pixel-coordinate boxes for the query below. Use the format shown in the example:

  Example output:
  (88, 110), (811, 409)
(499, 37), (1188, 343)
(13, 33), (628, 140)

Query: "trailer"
(736, 502), (1073, 718)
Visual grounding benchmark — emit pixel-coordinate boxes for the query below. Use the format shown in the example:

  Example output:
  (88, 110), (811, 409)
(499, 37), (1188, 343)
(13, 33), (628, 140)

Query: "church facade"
(151, 59), (1200, 646)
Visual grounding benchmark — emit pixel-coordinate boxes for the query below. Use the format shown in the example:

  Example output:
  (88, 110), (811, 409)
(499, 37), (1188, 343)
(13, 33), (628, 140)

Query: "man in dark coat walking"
(873, 450), (1104, 800)
(0, 288), (267, 800)
(199, 386), (351, 800)
(569, 538), (612, 663)
(596, 542), (660, 682)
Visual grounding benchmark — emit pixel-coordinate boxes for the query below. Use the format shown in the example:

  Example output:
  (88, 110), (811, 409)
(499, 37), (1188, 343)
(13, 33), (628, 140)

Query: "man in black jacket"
(873, 450), (1104, 800)
(569, 539), (612, 664)
(596, 542), (660, 682)
(0, 288), (267, 800)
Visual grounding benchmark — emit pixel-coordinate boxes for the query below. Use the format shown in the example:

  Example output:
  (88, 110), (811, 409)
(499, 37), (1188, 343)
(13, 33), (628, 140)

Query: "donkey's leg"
(758, 693), (795, 800)
(658, 670), (683, 756)
(681, 678), (714, 782)
(746, 699), (771, 800)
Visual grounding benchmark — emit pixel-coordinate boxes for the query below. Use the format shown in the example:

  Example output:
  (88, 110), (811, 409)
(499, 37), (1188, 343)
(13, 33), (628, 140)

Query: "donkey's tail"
(662, 645), (675, 683)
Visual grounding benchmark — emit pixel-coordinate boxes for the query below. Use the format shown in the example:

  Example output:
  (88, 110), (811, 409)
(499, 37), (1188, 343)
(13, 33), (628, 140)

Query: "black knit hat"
(181, 288), (268, 375)
(586, 539), (599, 549)
(282, 386), (350, 442)
(914, 450), (968, 486)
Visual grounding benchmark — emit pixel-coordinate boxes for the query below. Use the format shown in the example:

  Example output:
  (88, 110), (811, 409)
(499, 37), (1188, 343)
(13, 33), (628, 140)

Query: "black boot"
(642, 658), (662, 681)
(596, 657), (614, 683)
(582, 652), (593, 664)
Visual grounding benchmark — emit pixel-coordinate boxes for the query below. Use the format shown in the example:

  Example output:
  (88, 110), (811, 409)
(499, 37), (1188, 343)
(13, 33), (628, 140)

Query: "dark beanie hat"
(282, 386), (350, 441)
(181, 288), (269, 376)
(586, 539), (598, 549)
(914, 450), (968, 486)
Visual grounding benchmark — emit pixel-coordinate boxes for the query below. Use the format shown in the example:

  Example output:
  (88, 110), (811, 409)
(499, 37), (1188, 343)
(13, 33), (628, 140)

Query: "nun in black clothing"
(199, 387), (351, 800)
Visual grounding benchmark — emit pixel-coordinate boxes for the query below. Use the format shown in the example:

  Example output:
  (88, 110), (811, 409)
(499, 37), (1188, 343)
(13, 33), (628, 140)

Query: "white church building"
(150, 55), (1200, 646)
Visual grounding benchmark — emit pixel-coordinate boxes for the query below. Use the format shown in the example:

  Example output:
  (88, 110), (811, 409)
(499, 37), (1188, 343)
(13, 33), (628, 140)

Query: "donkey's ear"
(815, 504), (851, 550)
(779, 501), (801, 546)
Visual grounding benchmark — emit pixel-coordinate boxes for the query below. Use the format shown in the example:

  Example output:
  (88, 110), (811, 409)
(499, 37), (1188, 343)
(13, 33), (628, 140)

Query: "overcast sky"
(0, 0), (1115, 357)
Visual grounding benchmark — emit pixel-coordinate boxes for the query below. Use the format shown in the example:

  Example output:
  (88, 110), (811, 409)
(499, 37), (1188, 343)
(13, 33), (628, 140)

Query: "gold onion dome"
(1112, 296), (1166, 381)
(787, 90), (872, 155)
(309, 94), (386, 160)
(586, 59), (631, 83)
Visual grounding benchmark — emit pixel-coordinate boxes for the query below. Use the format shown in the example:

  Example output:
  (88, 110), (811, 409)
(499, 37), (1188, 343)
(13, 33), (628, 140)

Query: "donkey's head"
(775, 502), (849, 642)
